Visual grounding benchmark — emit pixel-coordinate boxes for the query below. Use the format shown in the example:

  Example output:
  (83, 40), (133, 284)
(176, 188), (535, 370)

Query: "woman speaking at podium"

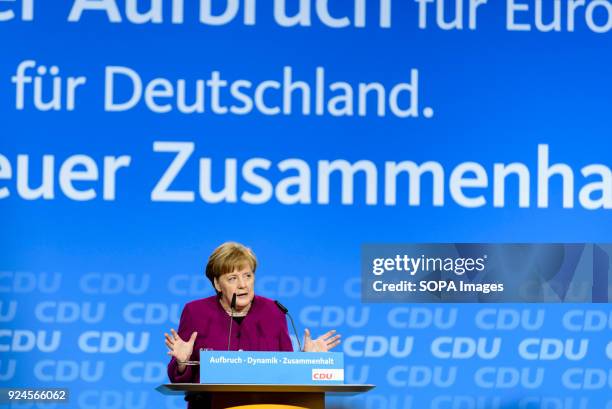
(165, 241), (341, 383)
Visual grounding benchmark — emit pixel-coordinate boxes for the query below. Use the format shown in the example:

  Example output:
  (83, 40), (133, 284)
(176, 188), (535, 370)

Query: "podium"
(157, 383), (374, 409)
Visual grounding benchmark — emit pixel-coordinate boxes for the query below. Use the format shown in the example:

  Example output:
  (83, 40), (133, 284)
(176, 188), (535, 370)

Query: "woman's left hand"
(303, 328), (341, 352)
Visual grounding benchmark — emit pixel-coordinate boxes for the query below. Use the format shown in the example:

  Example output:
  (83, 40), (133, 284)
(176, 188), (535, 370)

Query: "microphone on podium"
(274, 300), (302, 352)
(227, 293), (237, 351)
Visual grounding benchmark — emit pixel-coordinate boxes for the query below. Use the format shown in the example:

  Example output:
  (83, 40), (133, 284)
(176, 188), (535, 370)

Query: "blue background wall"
(1, 1), (612, 408)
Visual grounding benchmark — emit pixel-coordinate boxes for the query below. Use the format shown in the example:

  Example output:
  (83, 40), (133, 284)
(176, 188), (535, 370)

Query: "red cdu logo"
(312, 369), (344, 381)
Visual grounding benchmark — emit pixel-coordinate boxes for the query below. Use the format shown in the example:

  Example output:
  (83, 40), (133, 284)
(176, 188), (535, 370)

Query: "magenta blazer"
(167, 295), (294, 383)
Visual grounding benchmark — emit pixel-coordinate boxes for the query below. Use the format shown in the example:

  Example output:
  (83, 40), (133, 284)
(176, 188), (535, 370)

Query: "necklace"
(220, 298), (252, 317)
(226, 310), (248, 317)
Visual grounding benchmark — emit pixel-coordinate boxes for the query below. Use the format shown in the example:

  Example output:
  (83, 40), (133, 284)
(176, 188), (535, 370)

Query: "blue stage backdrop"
(1, 1), (612, 408)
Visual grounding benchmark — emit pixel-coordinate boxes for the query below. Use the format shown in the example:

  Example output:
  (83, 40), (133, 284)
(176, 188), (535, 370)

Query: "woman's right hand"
(165, 328), (197, 366)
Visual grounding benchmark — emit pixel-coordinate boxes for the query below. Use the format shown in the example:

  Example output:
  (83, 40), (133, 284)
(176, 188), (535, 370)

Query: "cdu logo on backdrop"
(0, 0), (33, 22)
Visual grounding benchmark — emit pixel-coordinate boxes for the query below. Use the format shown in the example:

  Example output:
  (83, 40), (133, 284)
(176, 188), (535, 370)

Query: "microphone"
(274, 300), (302, 352)
(227, 293), (237, 351)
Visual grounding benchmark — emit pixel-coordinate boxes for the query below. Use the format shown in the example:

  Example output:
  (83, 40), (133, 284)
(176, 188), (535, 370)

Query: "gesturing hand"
(303, 328), (341, 352)
(165, 328), (197, 363)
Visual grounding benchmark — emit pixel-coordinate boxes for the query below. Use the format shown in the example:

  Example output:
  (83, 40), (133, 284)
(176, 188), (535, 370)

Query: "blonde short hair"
(205, 242), (257, 291)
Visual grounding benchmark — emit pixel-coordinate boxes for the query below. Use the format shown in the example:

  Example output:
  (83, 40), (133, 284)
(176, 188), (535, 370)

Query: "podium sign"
(199, 351), (344, 385)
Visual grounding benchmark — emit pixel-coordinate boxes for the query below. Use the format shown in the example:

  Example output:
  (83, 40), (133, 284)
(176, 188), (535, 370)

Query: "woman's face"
(214, 266), (255, 312)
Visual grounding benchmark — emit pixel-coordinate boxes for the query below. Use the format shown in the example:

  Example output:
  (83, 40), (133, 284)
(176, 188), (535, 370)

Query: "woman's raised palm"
(303, 328), (341, 352)
(165, 328), (197, 362)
